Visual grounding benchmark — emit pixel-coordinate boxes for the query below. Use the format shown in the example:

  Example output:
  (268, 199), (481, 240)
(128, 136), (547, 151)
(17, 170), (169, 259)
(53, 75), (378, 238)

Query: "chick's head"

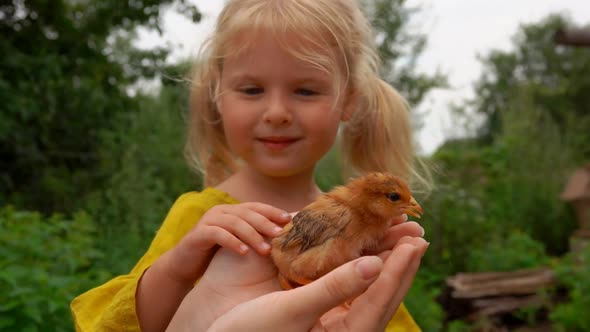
(349, 172), (423, 220)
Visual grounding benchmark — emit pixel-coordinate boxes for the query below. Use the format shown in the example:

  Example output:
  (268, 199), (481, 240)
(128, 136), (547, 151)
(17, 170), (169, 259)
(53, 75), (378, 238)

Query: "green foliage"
(479, 87), (577, 254)
(445, 320), (469, 332)
(422, 16), (586, 325)
(426, 84), (577, 279)
(314, 144), (344, 191)
(362, 0), (447, 108)
(0, 0), (200, 213)
(0, 206), (108, 331)
(83, 79), (197, 273)
(467, 14), (590, 158)
(466, 232), (550, 272)
(550, 246), (590, 331)
(405, 269), (445, 332)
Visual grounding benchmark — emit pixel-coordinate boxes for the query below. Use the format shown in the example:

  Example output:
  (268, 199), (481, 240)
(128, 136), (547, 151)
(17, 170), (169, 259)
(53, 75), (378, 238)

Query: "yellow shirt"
(71, 188), (421, 331)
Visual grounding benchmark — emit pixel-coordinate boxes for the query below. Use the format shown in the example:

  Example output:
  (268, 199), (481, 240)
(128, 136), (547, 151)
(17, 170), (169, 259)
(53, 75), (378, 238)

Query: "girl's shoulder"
(167, 187), (240, 220)
(157, 188), (240, 241)
(174, 187), (240, 210)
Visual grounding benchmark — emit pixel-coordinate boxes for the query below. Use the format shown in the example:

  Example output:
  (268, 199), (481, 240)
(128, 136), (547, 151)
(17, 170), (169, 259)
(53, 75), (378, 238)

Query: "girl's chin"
(253, 163), (316, 178)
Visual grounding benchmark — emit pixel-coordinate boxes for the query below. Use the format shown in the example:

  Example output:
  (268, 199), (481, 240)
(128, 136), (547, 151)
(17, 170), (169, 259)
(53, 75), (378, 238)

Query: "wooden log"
(447, 268), (555, 299)
(468, 294), (545, 319)
(447, 267), (551, 285)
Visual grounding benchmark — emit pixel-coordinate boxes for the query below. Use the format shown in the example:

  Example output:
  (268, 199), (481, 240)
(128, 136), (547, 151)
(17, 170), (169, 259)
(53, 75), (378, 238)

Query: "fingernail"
(240, 244), (249, 254)
(402, 214), (408, 222)
(355, 256), (383, 280)
(281, 212), (291, 219)
(420, 226), (425, 237)
(274, 226), (283, 234)
(260, 242), (271, 251)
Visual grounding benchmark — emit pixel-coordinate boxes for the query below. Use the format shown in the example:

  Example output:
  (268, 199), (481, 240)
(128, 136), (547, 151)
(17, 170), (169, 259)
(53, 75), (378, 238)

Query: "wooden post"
(554, 28), (590, 47)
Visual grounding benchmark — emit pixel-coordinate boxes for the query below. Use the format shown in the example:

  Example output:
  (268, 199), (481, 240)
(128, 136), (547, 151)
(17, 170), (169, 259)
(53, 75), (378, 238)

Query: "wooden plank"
(448, 269), (555, 299)
(468, 295), (545, 319)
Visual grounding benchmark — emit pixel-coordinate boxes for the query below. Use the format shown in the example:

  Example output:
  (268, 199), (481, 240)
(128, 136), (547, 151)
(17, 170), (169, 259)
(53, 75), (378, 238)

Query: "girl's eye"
(296, 88), (317, 96)
(241, 87), (263, 95)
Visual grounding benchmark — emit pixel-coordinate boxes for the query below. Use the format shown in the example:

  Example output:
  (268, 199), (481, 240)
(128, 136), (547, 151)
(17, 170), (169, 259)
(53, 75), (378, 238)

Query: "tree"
(467, 14), (590, 157)
(363, 0), (447, 108)
(0, 0), (200, 213)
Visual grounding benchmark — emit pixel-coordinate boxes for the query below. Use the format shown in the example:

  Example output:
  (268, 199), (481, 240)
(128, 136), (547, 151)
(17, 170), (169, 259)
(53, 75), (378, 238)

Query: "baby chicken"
(271, 172), (423, 290)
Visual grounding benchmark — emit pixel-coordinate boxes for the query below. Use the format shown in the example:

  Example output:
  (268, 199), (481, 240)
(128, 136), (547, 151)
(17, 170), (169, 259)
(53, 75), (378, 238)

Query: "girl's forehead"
(221, 28), (338, 62)
(219, 29), (349, 83)
(221, 34), (334, 81)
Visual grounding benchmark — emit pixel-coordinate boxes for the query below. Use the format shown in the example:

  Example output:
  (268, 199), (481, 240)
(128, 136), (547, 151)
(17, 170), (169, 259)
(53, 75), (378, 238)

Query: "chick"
(271, 172), (423, 290)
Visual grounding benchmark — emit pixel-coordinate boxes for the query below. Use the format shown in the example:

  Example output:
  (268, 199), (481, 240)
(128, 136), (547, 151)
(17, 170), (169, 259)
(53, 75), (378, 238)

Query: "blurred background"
(1, 0), (589, 331)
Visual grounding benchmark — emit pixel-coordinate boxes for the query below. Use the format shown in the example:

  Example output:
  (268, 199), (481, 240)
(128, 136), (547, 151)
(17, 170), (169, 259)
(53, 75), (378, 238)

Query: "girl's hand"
(164, 202), (291, 285)
(136, 203), (289, 332)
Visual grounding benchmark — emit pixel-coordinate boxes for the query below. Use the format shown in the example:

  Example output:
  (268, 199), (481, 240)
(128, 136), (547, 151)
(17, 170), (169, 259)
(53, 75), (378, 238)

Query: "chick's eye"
(387, 193), (400, 201)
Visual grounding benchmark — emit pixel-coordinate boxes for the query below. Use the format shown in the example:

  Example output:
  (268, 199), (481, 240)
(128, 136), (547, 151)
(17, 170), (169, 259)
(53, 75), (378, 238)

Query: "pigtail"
(342, 78), (413, 181)
(185, 60), (237, 187)
(342, 77), (432, 193)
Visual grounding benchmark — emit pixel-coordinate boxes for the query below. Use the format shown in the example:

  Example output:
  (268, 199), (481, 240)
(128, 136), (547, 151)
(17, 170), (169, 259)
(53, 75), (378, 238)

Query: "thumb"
(289, 256), (383, 319)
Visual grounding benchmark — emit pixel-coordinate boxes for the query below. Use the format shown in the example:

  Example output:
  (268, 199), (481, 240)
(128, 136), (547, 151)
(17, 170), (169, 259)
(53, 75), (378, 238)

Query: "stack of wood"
(444, 267), (555, 320)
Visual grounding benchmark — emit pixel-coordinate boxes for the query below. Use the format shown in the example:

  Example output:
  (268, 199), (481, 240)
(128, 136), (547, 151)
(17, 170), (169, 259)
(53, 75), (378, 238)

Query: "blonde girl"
(71, 0), (429, 331)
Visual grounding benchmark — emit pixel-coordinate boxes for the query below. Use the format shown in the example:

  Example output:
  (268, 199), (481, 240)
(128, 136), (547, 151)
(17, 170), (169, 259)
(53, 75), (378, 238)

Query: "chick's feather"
(271, 172), (423, 289)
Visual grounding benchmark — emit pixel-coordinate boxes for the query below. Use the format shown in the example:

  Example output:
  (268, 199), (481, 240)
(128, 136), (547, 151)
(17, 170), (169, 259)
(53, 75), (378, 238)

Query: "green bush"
(83, 83), (197, 274)
(0, 206), (108, 331)
(405, 268), (445, 332)
(425, 86), (577, 280)
(550, 246), (590, 332)
(478, 89), (577, 254)
(314, 145), (344, 191)
(466, 231), (550, 272)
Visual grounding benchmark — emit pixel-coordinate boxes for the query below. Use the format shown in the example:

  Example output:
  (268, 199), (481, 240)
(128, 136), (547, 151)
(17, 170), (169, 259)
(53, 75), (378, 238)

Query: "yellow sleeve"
(70, 190), (233, 332)
(385, 303), (422, 332)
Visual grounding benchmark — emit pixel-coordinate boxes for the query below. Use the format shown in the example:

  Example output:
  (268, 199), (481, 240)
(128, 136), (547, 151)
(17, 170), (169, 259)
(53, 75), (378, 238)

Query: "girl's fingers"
(213, 214), (272, 254)
(237, 202), (292, 225)
(202, 226), (250, 255)
(221, 204), (288, 237)
(196, 202), (291, 255)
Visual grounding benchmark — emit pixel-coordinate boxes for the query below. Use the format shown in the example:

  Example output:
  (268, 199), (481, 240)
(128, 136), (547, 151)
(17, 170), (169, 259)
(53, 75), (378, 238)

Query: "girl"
(71, 0), (429, 331)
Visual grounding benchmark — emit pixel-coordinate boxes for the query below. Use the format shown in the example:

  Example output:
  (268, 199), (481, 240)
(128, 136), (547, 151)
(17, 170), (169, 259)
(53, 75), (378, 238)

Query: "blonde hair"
(186, 0), (431, 191)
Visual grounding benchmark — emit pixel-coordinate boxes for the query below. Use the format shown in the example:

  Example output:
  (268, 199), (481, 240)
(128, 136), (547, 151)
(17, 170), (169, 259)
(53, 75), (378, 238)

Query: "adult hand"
(167, 215), (426, 332)
(208, 236), (428, 332)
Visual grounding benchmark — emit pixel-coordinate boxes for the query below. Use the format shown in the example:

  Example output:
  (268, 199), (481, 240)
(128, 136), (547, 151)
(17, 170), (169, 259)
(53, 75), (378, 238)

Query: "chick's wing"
(279, 205), (352, 254)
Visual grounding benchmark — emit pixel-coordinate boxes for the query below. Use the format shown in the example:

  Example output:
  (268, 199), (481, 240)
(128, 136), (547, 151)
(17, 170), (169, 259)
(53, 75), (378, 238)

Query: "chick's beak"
(403, 196), (423, 219)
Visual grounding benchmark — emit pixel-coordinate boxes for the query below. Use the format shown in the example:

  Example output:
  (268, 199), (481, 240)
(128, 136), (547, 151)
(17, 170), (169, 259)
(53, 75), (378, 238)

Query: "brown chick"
(271, 172), (424, 290)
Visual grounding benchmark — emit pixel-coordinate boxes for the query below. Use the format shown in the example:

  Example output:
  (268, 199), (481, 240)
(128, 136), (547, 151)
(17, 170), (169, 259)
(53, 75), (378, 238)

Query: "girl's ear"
(341, 89), (358, 122)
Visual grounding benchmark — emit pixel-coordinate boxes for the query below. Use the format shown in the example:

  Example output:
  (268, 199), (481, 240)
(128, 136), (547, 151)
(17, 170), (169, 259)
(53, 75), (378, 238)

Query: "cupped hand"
(167, 214), (426, 332)
(207, 236), (428, 332)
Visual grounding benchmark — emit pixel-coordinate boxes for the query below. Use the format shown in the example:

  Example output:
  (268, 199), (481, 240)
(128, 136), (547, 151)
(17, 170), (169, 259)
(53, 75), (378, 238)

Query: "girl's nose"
(262, 93), (292, 126)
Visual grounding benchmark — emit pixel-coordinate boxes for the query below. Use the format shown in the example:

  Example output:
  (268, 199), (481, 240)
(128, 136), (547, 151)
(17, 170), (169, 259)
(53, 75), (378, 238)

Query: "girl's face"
(217, 34), (354, 179)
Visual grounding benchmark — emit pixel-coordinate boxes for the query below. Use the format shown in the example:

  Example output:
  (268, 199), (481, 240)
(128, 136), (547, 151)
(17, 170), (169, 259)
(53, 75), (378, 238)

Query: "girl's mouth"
(257, 137), (300, 151)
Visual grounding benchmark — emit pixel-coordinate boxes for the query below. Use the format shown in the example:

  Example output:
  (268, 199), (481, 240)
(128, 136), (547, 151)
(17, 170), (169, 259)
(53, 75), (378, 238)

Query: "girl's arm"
(135, 203), (290, 332)
(136, 250), (199, 332)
